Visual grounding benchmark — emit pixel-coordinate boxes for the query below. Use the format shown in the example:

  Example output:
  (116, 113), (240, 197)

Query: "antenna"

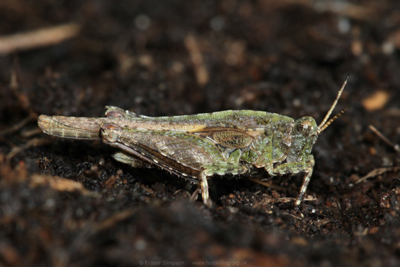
(317, 105), (350, 134)
(317, 76), (349, 134)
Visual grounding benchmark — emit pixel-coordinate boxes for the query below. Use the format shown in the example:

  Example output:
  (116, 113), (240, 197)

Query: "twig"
(255, 195), (318, 208)
(6, 137), (51, 159)
(0, 23), (81, 54)
(92, 209), (135, 231)
(0, 115), (35, 136)
(7, 69), (38, 122)
(20, 128), (44, 138)
(282, 212), (303, 220)
(0, 68), (40, 138)
(30, 174), (99, 197)
(369, 125), (399, 153)
(184, 34), (209, 86)
(356, 167), (400, 184)
(248, 177), (287, 191)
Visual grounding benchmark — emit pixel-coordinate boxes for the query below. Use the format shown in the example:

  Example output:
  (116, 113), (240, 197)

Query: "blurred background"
(0, 0), (399, 266)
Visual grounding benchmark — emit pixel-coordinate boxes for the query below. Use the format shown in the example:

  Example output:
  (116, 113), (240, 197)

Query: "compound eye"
(297, 120), (312, 135)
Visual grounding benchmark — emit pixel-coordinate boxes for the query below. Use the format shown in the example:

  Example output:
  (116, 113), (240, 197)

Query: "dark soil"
(1, 1), (400, 266)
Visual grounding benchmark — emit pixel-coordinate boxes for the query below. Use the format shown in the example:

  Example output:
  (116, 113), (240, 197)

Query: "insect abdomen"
(38, 115), (104, 140)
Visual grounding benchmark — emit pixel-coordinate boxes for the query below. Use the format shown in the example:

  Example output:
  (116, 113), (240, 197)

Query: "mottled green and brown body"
(38, 79), (349, 207)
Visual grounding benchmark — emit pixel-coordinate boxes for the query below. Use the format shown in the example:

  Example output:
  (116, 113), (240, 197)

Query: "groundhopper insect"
(38, 78), (349, 207)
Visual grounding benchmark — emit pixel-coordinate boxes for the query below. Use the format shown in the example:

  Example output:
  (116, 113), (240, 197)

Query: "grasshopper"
(38, 78), (349, 207)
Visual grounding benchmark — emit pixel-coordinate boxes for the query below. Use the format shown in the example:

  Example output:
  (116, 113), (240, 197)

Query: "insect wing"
(187, 127), (255, 149)
(101, 124), (227, 179)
